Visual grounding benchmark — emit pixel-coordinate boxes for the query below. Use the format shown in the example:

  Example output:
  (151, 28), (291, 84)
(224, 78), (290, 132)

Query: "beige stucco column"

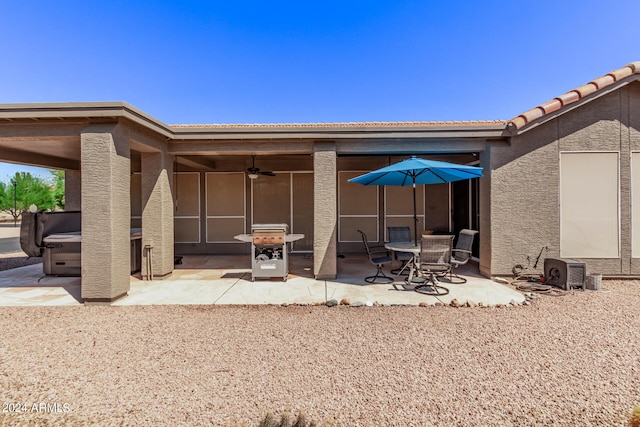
(64, 170), (81, 211)
(141, 151), (174, 279)
(478, 149), (492, 278)
(313, 142), (337, 279)
(80, 124), (131, 304)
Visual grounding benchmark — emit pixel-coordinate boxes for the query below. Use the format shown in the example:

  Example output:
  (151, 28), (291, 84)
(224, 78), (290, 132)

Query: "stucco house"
(0, 61), (638, 303)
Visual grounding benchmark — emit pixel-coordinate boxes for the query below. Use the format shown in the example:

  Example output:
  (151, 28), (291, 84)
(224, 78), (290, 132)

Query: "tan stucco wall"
(488, 123), (560, 275)
(628, 82), (640, 274)
(80, 124), (131, 302)
(478, 149), (493, 276)
(141, 151), (174, 279)
(487, 83), (640, 276)
(313, 143), (337, 279)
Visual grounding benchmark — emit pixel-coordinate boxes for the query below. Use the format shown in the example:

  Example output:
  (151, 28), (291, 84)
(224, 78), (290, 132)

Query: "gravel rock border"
(1, 280), (639, 426)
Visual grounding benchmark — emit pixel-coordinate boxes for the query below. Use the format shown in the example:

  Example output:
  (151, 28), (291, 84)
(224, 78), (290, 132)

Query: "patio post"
(140, 151), (174, 279)
(80, 124), (131, 304)
(313, 142), (337, 279)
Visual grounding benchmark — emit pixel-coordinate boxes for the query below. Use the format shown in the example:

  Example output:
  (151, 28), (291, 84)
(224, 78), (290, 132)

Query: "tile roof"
(508, 61), (640, 131)
(172, 61), (639, 134)
(170, 120), (506, 130)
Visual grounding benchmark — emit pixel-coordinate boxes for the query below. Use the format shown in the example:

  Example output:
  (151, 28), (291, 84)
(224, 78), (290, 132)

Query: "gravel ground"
(0, 252), (41, 271)
(0, 223), (42, 272)
(0, 280), (639, 426)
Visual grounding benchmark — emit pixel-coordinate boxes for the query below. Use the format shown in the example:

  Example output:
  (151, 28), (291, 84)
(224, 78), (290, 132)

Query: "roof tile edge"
(169, 120), (507, 130)
(508, 61), (640, 132)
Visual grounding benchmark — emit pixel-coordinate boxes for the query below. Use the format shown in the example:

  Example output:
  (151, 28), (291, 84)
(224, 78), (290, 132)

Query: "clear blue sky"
(1, 0), (639, 179)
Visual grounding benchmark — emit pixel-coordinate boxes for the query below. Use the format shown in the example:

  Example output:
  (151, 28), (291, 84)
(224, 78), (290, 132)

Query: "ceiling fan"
(247, 156), (275, 179)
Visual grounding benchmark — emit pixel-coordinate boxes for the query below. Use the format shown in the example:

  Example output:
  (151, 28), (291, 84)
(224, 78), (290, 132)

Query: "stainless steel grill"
(251, 224), (289, 282)
(234, 224), (304, 282)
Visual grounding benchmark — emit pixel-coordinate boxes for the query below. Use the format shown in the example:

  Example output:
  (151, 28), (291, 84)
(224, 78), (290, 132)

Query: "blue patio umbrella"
(348, 156), (483, 245)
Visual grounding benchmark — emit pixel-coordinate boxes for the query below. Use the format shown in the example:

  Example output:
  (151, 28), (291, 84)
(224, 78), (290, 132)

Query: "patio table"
(384, 238), (454, 293)
(384, 241), (421, 285)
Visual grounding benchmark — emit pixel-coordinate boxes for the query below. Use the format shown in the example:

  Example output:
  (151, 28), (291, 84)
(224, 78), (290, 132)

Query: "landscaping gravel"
(0, 252), (41, 272)
(1, 280), (639, 426)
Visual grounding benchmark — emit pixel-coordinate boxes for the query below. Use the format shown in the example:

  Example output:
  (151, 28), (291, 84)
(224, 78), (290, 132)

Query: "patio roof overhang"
(0, 102), (174, 169)
(0, 102), (511, 163)
(0, 102), (509, 140)
(0, 102), (174, 138)
(167, 120), (510, 156)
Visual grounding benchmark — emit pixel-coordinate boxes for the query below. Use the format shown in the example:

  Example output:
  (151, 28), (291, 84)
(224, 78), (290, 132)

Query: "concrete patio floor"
(0, 253), (525, 307)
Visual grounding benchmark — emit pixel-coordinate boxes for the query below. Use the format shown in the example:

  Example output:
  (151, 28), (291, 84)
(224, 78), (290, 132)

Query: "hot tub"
(41, 229), (142, 276)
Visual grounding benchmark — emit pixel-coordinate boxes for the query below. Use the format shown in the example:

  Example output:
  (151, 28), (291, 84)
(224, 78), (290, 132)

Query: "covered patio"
(0, 253), (524, 306)
(0, 102), (499, 304)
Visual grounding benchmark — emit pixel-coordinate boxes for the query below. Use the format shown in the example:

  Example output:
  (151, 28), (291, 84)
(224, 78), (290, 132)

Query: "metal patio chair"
(415, 234), (453, 295)
(387, 226), (413, 275)
(357, 229), (394, 284)
(444, 229), (478, 284)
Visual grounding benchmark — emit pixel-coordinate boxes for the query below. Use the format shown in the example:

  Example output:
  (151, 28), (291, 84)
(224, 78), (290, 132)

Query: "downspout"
(144, 244), (153, 280)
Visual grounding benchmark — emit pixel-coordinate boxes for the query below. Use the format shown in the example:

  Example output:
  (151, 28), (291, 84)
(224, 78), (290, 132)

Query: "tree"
(0, 172), (56, 222)
(49, 169), (65, 210)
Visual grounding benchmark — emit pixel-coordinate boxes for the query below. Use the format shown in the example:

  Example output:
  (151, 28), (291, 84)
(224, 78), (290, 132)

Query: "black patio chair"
(357, 229), (394, 284)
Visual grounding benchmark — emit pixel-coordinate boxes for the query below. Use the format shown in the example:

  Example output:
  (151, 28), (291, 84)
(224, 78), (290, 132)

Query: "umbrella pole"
(413, 181), (418, 245)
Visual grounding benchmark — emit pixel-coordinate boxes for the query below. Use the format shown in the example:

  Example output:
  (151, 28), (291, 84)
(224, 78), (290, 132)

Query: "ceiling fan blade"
(247, 156), (275, 177)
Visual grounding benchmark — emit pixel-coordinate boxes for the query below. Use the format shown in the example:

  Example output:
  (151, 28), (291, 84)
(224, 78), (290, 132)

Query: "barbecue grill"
(234, 224), (304, 282)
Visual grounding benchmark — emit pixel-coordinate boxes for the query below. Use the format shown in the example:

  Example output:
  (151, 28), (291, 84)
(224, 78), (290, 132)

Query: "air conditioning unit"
(544, 258), (586, 290)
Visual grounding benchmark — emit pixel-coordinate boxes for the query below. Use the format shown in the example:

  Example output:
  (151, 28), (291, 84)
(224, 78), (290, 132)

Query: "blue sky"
(1, 0), (639, 180)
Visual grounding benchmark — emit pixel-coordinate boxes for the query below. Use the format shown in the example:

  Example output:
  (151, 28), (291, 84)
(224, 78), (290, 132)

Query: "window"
(250, 172), (314, 251)
(631, 152), (640, 257)
(130, 172), (141, 228)
(560, 152), (619, 258)
(206, 172), (246, 243)
(338, 171), (378, 242)
(384, 185), (424, 241)
(174, 172), (200, 243)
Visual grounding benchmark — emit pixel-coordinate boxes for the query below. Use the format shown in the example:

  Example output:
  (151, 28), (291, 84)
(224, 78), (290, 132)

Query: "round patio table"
(384, 241), (419, 277)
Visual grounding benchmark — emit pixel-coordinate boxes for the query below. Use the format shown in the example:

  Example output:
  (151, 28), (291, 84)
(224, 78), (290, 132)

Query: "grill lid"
(251, 223), (289, 233)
